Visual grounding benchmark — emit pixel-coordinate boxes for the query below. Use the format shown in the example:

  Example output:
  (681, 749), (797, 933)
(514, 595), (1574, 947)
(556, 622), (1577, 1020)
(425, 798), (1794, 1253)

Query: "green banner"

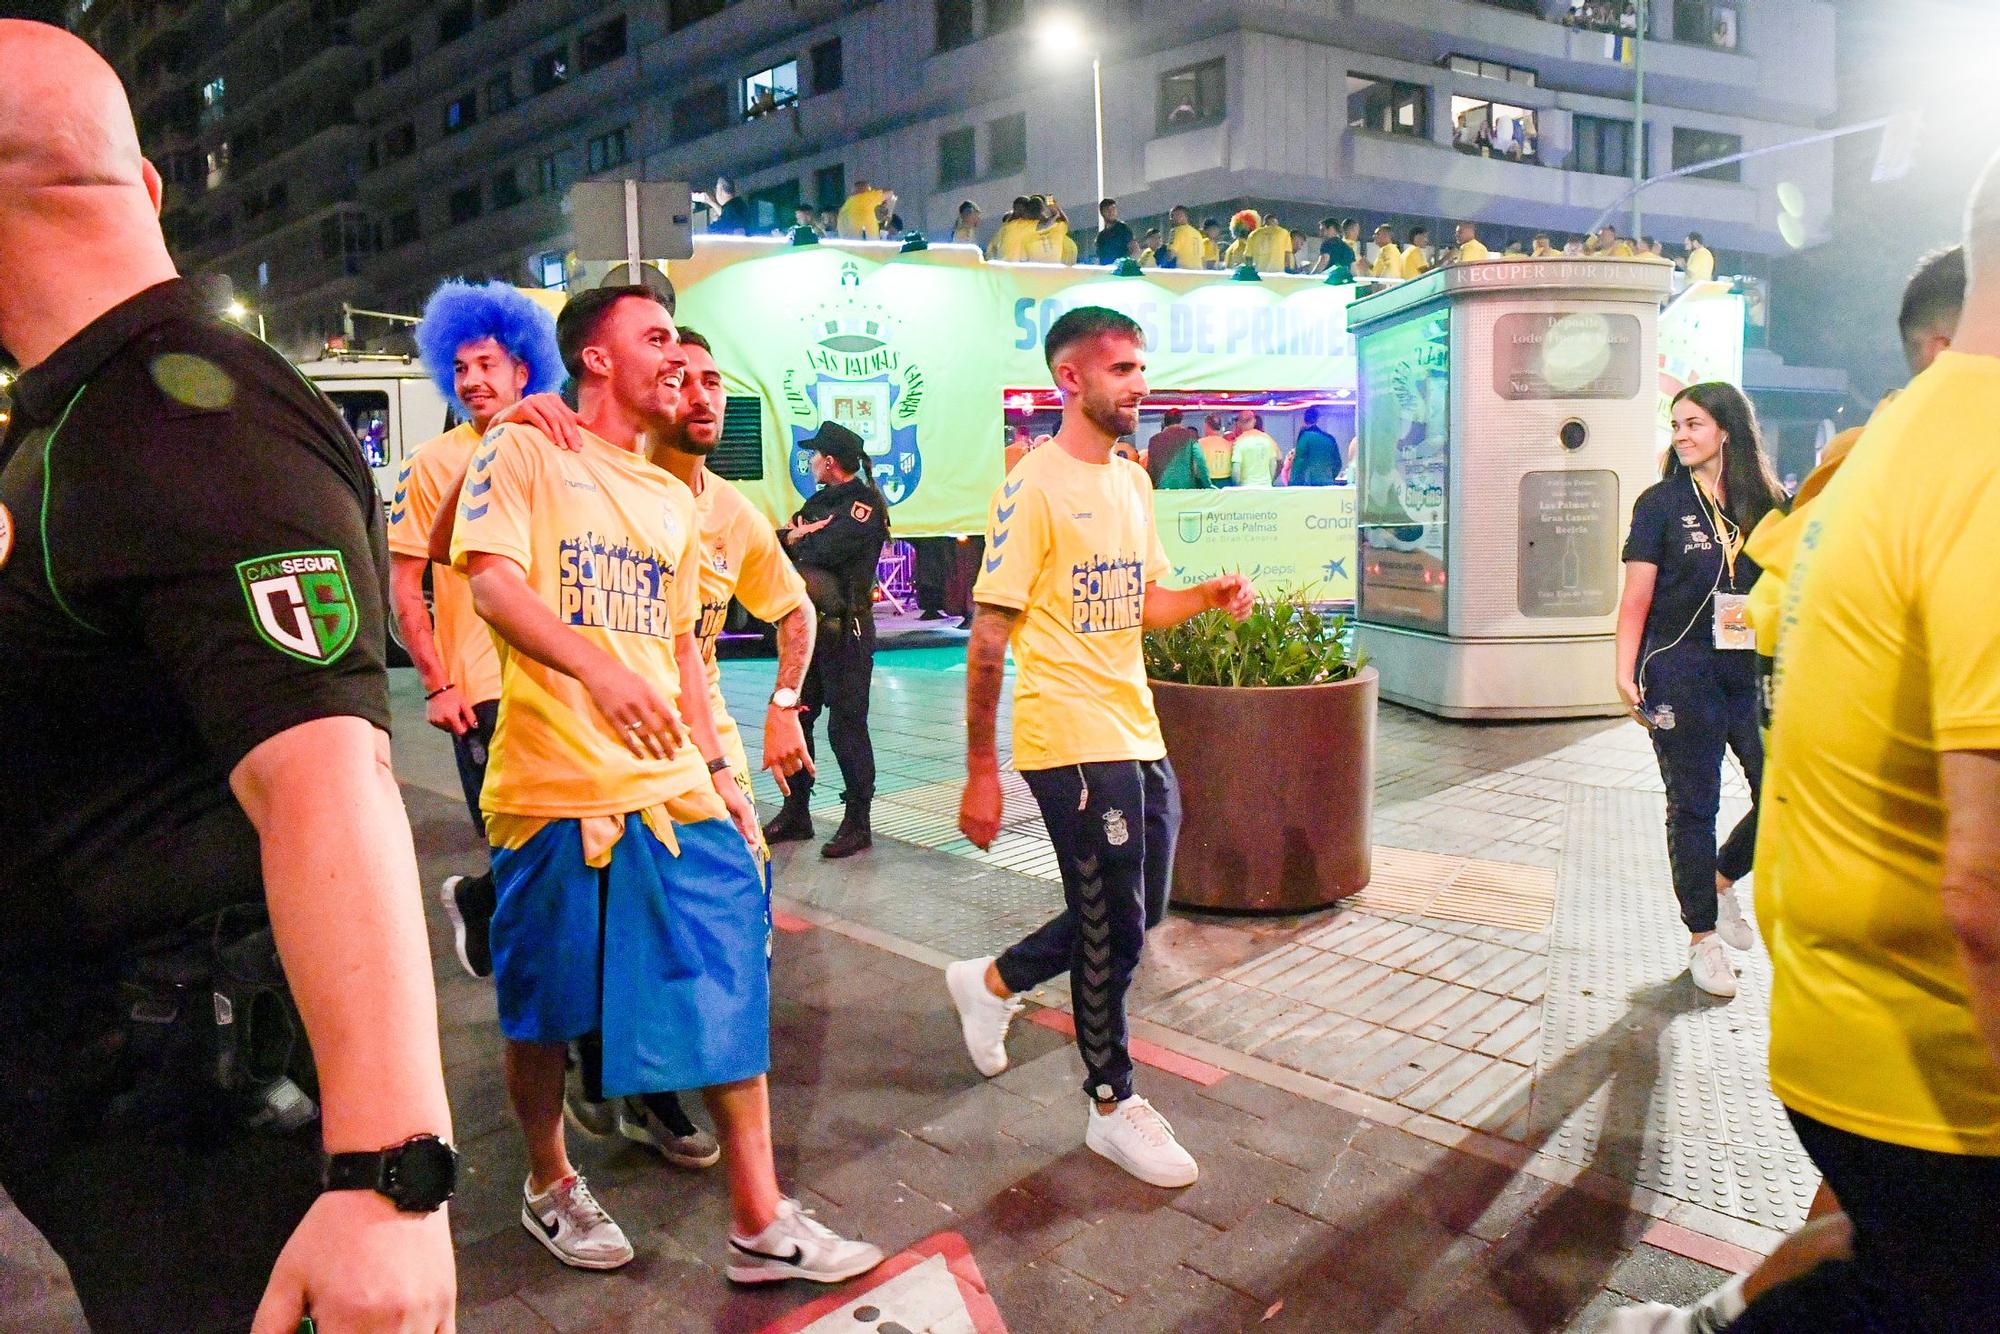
(1154, 487), (1356, 604)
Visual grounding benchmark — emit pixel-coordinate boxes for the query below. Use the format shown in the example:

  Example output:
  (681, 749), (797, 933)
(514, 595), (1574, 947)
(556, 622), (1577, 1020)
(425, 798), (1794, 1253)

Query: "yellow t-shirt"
(689, 472), (808, 775)
(1370, 244), (1402, 279)
(1024, 220), (1068, 265)
(1399, 245), (1431, 280)
(1743, 419), (1870, 656)
(972, 444), (1171, 770)
(387, 423), (503, 705)
(1456, 238), (1490, 263)
(988, 217), (1035, 262)
(837, 189), (890, 239)
(1685, 245), (1715, 282)
(1166, 223), (1206, 271)
(1201, 235), (1219, 267)
(1060, 233), (1078, 265)
(1757, 351), (2000, 1154)
(1198, 433), (1232, 477)
(1247, 224), (1292, 273)
(1222, 237), (1251, 269)
(450, 424), (706, 818)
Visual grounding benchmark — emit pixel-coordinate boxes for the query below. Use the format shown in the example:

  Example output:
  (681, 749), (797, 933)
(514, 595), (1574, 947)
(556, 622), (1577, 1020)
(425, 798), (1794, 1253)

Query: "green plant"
(1144, 590), (1366, 688)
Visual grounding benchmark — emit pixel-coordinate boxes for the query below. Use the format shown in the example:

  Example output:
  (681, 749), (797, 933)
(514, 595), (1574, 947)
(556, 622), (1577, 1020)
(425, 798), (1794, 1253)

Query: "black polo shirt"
(1622, 473), (1763, 659)
(0, 278), (390, 962)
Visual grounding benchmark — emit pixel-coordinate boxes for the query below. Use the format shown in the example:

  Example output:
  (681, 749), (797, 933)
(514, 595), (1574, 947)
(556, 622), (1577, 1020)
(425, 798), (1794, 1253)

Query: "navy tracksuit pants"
(1642, 643), (1761, 934)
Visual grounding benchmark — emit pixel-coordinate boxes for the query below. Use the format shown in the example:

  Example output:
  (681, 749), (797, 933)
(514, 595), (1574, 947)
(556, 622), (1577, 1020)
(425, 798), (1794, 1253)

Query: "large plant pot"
(1151, 666), (1377, 914)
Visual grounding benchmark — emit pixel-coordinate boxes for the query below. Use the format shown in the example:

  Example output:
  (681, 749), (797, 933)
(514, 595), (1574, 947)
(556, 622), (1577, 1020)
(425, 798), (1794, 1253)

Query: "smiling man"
(949, 306), (1251, 1189)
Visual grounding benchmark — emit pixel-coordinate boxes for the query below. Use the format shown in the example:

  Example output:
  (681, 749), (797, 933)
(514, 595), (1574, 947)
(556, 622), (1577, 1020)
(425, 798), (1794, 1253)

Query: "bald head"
(0, 22), (150, 193)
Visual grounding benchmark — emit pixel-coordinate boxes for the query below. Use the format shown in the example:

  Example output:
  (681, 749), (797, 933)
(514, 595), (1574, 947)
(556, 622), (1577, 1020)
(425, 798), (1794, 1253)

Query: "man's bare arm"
(1940, 749), (2000, 1071)
(388, 555), (449, 692)
(1142, 574), (1254, 630)
(774, 603), (816, 692)
(964, 602), (1018, 768)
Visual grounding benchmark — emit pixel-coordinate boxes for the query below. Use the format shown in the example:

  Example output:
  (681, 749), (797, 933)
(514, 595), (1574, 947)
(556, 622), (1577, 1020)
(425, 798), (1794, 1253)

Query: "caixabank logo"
(781, 263), (926, 505)
(237, 549), (357, 664)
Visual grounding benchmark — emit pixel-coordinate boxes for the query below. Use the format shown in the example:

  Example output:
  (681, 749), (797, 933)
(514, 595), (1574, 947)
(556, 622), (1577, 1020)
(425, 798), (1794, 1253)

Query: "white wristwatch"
(769, 687), (802, 710)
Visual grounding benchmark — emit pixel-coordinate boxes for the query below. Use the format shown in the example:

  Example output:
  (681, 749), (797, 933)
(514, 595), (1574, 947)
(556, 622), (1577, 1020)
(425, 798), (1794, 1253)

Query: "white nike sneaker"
(1084, 1095), (1200, 1188)
(1689, 936), (1738, 998)
(521, 1173), (633, 1270)
(1714, 888), (1755, 951)
(726, 1197), (885, 1285)
(1600, 1272), (1747, 1333)
(946, 956), (1022, 1077)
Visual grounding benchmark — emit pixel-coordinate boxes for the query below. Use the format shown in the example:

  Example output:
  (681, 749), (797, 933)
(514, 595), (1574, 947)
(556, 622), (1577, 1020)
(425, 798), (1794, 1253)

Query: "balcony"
(1145, 122), (1229, 185)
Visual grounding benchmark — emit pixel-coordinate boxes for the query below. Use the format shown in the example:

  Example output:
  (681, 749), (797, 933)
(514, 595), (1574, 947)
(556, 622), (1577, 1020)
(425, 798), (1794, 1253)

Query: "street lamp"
(224, 299), (266, 341)
(1036, 12), (1104, 213)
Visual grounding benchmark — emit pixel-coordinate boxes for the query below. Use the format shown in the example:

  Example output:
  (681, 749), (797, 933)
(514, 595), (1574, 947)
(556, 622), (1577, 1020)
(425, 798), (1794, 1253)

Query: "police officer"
(0, 23), (455, 1332)
(764, 422), (891, 859)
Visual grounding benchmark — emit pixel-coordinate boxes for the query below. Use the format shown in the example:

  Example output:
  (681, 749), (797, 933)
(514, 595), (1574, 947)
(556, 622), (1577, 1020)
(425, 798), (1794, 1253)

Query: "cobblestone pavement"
(0, 647), (1802, 1331)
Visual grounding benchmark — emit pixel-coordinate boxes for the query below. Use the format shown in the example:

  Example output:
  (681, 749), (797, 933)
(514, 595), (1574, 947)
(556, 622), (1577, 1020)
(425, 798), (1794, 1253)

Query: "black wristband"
(707, 756), (731, 773)
(425, 684), (453, 700)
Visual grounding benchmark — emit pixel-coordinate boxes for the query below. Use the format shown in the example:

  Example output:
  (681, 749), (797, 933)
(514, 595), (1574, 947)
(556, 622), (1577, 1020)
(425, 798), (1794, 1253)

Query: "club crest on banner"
(782, 263), (925, 506)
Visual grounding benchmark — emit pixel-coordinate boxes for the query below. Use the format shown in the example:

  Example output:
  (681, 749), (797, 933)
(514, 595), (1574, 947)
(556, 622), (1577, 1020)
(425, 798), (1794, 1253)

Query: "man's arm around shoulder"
(1940, 750), (2000, 1073)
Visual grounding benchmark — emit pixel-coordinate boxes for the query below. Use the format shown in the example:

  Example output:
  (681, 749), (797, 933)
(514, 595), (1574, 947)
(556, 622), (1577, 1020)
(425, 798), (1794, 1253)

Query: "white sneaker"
(946, 956), (1022, 1077)
(1714, 888), (1755, 951)
(1599, 1273), (1746, 1332)
(562, 1059), (619, 1140)
(1689, 936), (1737, 998)
(522, 1174), (633, 1270)
(618, 1095), (722, 1169)
(1084, 1095), (1200, 1188)
(726, 1197), (885, 1285)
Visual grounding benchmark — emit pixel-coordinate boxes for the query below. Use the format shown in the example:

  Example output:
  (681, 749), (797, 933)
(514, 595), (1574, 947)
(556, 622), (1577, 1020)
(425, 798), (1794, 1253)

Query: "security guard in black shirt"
(764, 422), (891, 858)
(0, 22), (454, 1331)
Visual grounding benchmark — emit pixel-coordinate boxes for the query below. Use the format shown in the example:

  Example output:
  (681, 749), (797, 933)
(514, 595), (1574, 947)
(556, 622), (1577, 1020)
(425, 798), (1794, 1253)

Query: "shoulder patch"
(851, 501), (873, 523)
(149, 352), (236, 412)
(236, 549), (358, 664)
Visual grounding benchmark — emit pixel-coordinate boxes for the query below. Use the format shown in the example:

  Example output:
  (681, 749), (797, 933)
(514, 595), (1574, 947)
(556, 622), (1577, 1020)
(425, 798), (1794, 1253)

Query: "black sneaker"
(440, 873), (495, 978)
(820, 809), (872, 860)
(919, 609), (946, 621)
(762, 798), (815, 845)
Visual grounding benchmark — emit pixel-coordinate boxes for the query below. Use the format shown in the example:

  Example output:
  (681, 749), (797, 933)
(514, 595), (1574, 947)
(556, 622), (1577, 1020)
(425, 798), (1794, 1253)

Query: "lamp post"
(1037, 13), (1104, 212)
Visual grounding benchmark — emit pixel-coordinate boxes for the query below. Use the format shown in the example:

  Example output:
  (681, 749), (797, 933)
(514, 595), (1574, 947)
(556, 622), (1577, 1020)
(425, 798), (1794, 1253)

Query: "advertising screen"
(1355, 307), (1450, 633)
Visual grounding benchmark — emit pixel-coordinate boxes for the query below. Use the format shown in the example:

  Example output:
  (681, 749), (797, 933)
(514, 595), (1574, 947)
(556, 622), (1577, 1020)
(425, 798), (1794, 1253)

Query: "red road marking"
(1640, 1219), (1764, 1274)
(772, 910), (815, 934)
(755, 1230), (1006, 1334)
(1026, 1008), (1229, 1086)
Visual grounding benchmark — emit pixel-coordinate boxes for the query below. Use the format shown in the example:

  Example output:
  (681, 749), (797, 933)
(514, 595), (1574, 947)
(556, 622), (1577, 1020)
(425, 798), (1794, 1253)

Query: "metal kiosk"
(1345, 258), (1675, 719)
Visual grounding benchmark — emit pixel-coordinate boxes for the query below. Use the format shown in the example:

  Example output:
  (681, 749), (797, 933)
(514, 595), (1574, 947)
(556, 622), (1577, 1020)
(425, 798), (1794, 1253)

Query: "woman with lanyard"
(1616, 382), (1785, 998)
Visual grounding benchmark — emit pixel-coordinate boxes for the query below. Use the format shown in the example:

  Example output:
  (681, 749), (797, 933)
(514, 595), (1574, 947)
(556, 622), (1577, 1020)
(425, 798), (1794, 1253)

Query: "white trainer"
(521, 1174), (633, 1270)
(1689, 935), (1738, 998)
(727, 1197), (885, 1285)
(1714, 889), (1755, 951)
(1599, 1273), (1746, 1333)
(946, 956), (1021, 1077)
(1084, 1096), (1200, 1188)
(617, 1096), (722, 1169)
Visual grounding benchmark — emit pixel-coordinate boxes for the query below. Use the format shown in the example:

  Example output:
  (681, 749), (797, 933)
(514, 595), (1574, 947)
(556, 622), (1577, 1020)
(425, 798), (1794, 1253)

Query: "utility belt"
(108, 904), (318, 1138)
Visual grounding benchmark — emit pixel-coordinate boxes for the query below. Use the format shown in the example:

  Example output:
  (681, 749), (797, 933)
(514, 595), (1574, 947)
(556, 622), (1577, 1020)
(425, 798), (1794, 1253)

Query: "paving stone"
(908, 1082), (1042, 1155)
(457, 1296), (555, 1333)
(986, 1259), (1123, 1334)
(1169, 1139), (1310, 1231)
(1049, 1207), (1225, 1296)
(1602, 1242), (1730, 1308)
(515, 1231), (712, 1332)
(1235, 1097), (1374, 1172)
(1280, 1145), (1430, 1227)
(1181, 1200), (1343, 1301)
(1197, 1073), (1302, 1120)
(945, 1182), (1095, 1284)
(1096, 1263), (1274, 1334)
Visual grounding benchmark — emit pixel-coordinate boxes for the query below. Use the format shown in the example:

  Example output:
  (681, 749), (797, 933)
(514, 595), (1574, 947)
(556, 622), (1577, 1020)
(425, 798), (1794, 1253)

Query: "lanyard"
(1691, 473), (1740, 588)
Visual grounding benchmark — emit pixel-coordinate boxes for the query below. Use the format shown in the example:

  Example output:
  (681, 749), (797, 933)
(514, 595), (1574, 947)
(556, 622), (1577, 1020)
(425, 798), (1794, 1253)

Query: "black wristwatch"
(322, 1133), (459, 1213)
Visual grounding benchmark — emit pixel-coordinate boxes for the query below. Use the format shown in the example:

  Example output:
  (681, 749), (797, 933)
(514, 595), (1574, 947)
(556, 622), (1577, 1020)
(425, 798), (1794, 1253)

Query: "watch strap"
(322, 1150), (387, 1194)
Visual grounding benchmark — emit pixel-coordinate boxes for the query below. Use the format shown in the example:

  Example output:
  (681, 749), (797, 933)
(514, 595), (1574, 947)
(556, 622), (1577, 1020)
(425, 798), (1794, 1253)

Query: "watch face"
(389, 1136), (458, 1211)
(771, 688), (800, 709)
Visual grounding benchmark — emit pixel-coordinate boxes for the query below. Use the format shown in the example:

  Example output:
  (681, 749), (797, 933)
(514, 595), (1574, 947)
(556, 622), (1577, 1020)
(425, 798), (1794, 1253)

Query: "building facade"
(78, 0), (1838, 354)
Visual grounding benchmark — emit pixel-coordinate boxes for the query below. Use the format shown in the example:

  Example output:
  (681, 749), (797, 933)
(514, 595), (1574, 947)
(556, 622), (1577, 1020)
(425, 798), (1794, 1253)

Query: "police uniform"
(0, 277), (390, 1331)
(767, 424), (890, 858)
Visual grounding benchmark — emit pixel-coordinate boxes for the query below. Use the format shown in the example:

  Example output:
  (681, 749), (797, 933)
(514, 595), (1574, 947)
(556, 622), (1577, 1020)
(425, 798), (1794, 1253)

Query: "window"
(384, 121), (415, 160)
(1674, 0), (1739, 50)
(1346, 74), (1428, 138)
(938, 126), (975, 189)
(935, 0), (975, 52)
(987, 0), (1023, 35)
(448, 182), (482, 224)
(1572, 114), (1648, 177)
(1443, 54), (1536, 86)
(745, 179), (801, 233)
(257, 259), (270, 288)
(744, 60), (798, 119)
(387, 208), (420, 247)
(486, 72), (514, 114)
(492, 165), (523, 208)
(442, 92), (477, 134)
(579, 16), (626, 71)
(532, 46), (569, 95)
(535, 151), (559, 194)
(532, 250), (567, 290)
(1672, 126), (1741, 181)
(586, 124), (630, 172)
(988, 111), (1026, 175)
(811, 37), (843, 94)
(1451, 96), (1537, 162)
(668, 0), (724, 32)
(437, 2), (474, 43)
(199, 76), (225, 126)
(672, 85), (729, 139)
(1157, 58), (1225, 133)
(814, 163), (846, 211)
(205, 143), (229, 189)
(329, 391), (391, 467)
(380, 35), (411, 77)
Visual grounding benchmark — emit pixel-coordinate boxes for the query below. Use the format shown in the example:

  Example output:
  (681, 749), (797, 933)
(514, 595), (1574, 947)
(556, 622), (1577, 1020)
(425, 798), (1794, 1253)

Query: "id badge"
(1713, 592), (1752, 651)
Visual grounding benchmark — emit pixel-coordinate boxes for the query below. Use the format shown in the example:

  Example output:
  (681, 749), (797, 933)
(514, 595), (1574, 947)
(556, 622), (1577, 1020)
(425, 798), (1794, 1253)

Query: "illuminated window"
(1158, 59), (1225, 134)
(199, 76), (226, 126)
(744, 60), (798, 120)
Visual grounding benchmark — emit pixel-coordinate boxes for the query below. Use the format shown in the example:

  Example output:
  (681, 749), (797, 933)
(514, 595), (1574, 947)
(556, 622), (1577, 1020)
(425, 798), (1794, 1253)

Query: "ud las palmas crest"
(783, 263), (925, 505)
(236, 549), (358, 664)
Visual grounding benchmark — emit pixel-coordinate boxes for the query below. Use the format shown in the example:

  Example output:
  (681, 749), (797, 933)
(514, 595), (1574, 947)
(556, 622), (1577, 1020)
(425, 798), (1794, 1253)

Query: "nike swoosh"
(995, 503), (1016, 524)
(467, 476), (493, 497)
(534, 1210), (560, 1241)
(462, 502), (489, 521)
(732, 1240), (804, 1264)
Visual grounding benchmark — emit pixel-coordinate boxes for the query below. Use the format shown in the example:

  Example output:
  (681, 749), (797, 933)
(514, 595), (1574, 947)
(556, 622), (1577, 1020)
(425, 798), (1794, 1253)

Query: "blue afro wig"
(415, 279), (565, 415)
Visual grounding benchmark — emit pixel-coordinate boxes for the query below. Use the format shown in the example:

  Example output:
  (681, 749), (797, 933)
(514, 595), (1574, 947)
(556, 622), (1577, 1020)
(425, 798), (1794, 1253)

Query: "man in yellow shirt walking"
(451, 285), (881, 1284)
(1723, 155), (2000, 1332)
(949, 307), (1251, 1189)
